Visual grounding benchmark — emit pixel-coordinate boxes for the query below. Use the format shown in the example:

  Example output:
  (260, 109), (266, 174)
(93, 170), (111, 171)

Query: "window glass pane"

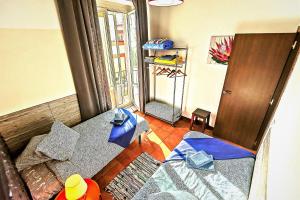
(116, 13), (123, 25)
(108, 15), (115, 41)
(101, 11), (133, 107)
(112, 46), (118, 56)
(120, 57), (126, 71)
(132, 69), (138, 85)
(127, 12), (139, 107)
(119, 46), (125, 54)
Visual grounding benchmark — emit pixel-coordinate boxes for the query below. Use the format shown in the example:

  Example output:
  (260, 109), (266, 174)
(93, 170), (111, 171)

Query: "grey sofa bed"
(133, 132), (255, 200)
(0, 109), (149, 200)
(46, 109), (149, 182)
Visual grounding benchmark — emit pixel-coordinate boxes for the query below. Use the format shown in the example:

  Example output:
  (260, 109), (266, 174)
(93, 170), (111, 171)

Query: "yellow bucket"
(65, 174), (88, 200)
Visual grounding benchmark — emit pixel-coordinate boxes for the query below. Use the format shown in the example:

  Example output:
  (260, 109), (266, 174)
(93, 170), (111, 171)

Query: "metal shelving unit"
(143, 47), (188, 126)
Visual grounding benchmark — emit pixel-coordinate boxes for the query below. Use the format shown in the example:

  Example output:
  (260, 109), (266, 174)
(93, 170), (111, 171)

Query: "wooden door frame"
(254, 27), (300, 150)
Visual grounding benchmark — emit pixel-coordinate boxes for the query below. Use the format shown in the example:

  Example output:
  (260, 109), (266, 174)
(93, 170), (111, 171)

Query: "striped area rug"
(105, 152), (161, 199)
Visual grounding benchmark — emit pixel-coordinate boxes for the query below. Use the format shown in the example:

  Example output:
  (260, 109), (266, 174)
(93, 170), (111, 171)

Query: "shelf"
(143, 47), (188, 51)
(145, 61), (185, 67)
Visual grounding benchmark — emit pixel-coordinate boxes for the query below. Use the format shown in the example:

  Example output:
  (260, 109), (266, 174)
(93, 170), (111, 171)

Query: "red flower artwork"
(208, 36), (234, 65)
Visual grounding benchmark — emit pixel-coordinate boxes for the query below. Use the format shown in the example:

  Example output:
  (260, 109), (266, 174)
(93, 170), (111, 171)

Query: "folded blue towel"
(196, 160), (215, 171)
(143, 39), (174, 50)
(186, 151), (215, 171)
(110, 112), (129, 126)
(108, 109), (137, 148)
(186, 151), (212, 167)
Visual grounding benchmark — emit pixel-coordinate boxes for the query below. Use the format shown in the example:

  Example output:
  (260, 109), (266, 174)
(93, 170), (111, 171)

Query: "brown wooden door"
(214, 33), (296, 149)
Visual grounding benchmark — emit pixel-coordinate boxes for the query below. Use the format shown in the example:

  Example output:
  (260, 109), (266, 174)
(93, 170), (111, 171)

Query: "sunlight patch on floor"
(147, 131), (171, 158)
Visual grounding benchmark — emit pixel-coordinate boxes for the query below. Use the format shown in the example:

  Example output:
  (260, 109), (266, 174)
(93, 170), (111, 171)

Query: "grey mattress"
(47, 109), (149, 182)
(133, 132), (255, 200)
(145, 101), (181, 123)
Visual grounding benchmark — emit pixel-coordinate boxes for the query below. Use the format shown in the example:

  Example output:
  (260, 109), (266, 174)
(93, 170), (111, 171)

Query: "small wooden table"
(190, 108), (211, 132)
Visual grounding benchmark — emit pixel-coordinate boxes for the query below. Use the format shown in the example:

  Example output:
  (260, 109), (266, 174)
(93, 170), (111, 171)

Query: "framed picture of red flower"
(207, 35), (234, 65)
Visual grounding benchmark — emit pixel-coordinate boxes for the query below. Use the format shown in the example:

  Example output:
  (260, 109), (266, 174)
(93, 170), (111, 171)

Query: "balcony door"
(127, 10), (139, 109)
(98, 9), (138, 108)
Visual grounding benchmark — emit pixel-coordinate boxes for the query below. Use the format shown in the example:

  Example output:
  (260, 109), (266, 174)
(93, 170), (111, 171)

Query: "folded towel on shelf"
(154, 57), (183, 65)
(143, 39), (174, 50)
(159, 55), (177, 61)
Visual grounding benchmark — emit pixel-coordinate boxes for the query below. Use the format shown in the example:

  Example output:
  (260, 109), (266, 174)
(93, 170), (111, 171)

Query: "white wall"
(267, 55), (300, 199)
(0, 0), (75, 116)
(149, 0), (300, 125)
(0, 0), (61, 29)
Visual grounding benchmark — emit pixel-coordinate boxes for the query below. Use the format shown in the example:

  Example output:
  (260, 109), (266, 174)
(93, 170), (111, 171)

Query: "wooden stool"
(190, 108), (211, 132)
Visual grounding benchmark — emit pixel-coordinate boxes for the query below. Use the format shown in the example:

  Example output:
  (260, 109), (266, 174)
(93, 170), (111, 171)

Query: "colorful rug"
(105, 152), (161, 199)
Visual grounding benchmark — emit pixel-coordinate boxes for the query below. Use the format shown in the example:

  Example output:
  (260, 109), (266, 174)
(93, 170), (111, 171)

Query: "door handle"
(222, 90), (232, 95)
